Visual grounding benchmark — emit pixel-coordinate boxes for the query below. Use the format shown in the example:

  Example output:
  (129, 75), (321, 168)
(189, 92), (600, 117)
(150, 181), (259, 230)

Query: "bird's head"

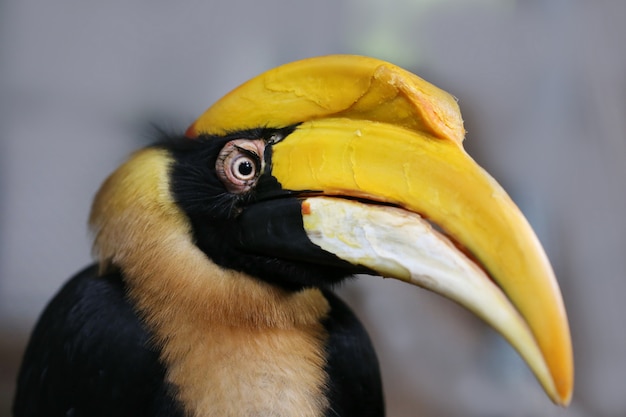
(89, 55), (573, 405)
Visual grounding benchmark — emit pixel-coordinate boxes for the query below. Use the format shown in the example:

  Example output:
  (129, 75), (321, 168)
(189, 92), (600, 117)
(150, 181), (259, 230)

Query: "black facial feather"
(155, 126), (359, 292)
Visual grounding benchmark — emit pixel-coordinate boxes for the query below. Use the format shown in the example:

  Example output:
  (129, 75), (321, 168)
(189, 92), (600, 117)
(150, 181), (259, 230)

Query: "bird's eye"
(231, 155), (256, 181)
(216, 139), (265, 193)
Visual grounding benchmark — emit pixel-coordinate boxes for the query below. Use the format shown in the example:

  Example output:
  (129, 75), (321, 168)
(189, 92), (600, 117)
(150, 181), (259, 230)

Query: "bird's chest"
(162, 324), (329, 417)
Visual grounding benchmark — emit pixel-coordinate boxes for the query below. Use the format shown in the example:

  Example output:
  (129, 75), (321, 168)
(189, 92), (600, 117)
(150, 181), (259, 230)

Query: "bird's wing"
(12, 265), (183, 417)
(321, 290), (385, 417)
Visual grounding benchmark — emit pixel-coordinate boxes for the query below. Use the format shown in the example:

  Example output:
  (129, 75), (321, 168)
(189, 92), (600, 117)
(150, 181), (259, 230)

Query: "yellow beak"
(188, 55), (574, 405)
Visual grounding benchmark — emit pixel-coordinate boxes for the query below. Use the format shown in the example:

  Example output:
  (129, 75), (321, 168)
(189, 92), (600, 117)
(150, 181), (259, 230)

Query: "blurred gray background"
(1, 0), (624, 416)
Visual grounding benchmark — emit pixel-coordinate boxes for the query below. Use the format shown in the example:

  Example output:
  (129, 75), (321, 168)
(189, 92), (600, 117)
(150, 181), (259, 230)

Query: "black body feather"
(12, 266), (183, 417)
(321, 291), (385, 417)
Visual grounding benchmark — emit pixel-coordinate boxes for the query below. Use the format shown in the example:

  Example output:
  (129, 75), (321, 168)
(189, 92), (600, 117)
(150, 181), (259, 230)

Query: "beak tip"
(556, 377), (574, 407)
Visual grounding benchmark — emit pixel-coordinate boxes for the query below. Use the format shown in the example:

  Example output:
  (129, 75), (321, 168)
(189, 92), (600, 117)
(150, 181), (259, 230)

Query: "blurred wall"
(1, 0), (625, 416)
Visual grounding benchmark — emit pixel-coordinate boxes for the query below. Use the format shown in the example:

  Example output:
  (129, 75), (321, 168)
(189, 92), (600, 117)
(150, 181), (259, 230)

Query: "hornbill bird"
(13, 55), (573, 417)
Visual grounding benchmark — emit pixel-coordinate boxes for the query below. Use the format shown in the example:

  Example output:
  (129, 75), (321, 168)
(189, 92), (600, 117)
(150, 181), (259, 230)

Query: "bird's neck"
(108, 217), (332, 416)
(124, 228), (331, 417)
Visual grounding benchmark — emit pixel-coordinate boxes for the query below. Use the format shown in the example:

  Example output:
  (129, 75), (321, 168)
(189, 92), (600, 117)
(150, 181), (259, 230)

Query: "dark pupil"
(238, 160), (254, 176)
